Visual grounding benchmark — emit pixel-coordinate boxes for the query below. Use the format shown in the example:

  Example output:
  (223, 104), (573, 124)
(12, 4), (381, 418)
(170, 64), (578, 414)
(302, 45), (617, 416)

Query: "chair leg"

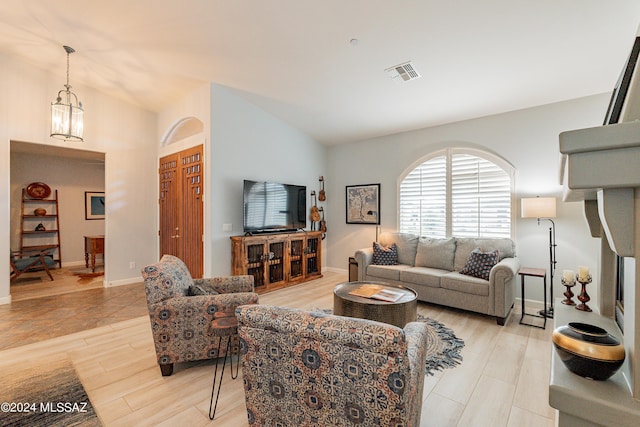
(159, 363), (174, 376)
(42, 262), (54, 281)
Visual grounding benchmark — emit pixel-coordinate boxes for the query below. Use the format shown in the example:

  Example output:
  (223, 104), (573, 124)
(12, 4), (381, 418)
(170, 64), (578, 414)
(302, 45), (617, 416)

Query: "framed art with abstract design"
(346, 183), (380, 224)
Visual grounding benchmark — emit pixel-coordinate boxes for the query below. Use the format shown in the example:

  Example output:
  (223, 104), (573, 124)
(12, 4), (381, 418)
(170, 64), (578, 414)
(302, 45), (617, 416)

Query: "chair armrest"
(404, 321), (428, 378)
(354, 248), (373, 280)
(404, 321), (429, 426)
(149, 292), (259, 320)
(194, 275), (254, 293)
(12, 249), (53, 259)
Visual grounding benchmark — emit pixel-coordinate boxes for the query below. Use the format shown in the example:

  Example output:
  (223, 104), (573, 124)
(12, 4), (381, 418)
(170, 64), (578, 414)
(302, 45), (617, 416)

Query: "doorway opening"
(9, 141), (106, 299)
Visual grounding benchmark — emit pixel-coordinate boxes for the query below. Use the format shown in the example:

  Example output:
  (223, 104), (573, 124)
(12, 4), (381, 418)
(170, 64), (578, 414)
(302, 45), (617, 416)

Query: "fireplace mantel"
(559, 120), (640, 257)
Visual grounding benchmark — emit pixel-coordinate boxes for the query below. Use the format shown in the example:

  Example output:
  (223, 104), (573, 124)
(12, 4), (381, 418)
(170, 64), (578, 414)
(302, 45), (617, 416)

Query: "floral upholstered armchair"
(236, 305), (429, 426)
(142, 255), (259, 376)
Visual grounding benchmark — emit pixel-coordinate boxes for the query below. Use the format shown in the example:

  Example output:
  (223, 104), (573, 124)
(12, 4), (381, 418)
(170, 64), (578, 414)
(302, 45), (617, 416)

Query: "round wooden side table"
(333, 281), (417, 328)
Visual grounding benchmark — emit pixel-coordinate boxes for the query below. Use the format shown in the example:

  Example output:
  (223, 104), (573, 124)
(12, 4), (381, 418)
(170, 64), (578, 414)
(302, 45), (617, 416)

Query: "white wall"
(326, 94), (609, 306)
(10, 152), (105, 264)
(1, 51), (158, 303)
(209, 84), (328, 276)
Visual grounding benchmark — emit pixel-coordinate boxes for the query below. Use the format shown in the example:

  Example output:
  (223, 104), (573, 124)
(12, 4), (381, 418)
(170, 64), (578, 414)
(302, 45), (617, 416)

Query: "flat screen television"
(243, 180), (307, 234)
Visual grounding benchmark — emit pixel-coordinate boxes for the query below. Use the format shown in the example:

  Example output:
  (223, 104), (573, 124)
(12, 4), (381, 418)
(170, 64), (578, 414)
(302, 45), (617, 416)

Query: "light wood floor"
(0, 271), (556, 426)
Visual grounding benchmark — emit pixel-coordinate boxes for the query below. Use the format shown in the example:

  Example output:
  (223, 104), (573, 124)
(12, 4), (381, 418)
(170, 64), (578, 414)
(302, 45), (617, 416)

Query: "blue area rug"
(316, 309), (464, 376)
(417, 314), (465, 375)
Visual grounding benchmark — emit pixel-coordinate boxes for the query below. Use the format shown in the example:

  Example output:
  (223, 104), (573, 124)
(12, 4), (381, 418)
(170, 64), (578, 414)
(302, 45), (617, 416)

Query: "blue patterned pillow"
(459, 248), (498, 280)
(372, 242), (399, 265)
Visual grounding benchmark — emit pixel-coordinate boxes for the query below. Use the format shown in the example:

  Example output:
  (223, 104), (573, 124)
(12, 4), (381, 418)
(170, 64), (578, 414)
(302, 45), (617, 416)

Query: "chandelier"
(51, 45), (84, 141)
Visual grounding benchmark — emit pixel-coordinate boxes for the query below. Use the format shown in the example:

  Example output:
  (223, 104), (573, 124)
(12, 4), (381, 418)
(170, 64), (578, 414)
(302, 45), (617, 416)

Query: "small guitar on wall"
(319, 207), (327, 234)
(310, 191), (321, 225)
(318, 176), (326, 201)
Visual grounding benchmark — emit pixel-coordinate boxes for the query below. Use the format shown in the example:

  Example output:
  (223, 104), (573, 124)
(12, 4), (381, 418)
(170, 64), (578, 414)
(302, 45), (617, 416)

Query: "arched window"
(399, 148), (514, 238)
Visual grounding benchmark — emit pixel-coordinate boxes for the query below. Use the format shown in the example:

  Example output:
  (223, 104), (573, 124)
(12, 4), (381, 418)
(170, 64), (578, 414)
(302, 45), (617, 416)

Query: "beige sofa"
(355, 232), (519, 325)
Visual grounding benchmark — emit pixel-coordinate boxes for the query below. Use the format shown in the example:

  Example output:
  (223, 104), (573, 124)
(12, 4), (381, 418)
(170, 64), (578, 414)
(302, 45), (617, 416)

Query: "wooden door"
(159, 145), (204, 277)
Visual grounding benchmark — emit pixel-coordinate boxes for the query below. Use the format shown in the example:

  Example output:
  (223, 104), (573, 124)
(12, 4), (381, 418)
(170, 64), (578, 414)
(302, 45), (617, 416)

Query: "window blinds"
(400, 151), (511, 238)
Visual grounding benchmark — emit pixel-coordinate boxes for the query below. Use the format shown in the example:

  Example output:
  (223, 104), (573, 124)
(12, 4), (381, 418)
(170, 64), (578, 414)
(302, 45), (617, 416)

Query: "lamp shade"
(521, 197), (556, 219)
(51, 101), (84, 141)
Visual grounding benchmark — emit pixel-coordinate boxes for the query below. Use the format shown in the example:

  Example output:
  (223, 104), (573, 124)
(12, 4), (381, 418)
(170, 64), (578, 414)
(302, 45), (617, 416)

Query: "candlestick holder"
(575, 274), (592, 312)
(561, 276), (576, 306)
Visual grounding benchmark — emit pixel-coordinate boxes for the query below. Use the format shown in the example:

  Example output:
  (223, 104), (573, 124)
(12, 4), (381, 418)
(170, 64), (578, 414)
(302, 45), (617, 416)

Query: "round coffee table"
(333, 281), (418, 328)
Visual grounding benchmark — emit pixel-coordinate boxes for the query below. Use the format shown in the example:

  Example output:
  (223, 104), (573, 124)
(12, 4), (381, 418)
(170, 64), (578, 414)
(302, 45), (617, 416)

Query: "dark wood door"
(159, 145), (204, 277)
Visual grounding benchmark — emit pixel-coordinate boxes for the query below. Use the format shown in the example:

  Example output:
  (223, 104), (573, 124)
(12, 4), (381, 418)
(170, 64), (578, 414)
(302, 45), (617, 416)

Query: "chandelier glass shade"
(51, 45), (84, 141)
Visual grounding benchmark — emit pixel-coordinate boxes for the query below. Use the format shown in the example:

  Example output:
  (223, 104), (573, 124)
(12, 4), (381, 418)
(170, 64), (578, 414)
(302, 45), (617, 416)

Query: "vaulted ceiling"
(2, 1), (640, 144)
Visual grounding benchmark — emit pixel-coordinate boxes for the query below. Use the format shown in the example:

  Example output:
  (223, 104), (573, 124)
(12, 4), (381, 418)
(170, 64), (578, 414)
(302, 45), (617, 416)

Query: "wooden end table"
(84, 235), (104, 272)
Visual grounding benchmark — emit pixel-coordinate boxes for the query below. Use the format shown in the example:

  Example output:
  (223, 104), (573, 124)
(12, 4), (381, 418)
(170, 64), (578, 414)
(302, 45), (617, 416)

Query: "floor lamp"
(521, 197), (557, 318)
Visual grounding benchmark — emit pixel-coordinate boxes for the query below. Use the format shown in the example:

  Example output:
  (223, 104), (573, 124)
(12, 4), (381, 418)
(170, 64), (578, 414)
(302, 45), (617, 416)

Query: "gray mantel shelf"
(559, 120), (640, 257)
(560, 120), (640, 198)
(550, 301), (640, 427)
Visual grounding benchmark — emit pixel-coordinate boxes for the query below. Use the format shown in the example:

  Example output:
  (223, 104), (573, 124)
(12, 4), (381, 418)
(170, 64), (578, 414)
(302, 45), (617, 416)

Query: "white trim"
(106, 277), (142, 288)
(0, 294), (11, 305)
(324, 266), (347, 274)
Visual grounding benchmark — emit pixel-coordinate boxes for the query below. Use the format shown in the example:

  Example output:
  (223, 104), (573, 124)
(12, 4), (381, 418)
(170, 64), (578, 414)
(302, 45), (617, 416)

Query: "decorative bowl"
(34, 208), (47, 216)
(552, 322), (625, 381)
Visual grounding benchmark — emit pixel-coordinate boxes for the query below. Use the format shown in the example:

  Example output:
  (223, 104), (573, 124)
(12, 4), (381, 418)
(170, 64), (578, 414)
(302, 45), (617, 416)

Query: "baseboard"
(516, 297), (545, 309)
(61, 260), (88, 268)
(0, 294), (12, 305)
(106, 277), (142, 288)
(324, 267), (347, 274)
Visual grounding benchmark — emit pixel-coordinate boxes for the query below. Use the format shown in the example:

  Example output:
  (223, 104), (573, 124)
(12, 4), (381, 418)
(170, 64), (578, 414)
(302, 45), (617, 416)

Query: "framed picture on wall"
(346, 183), (380, 224)
(85, 191), (105, 220)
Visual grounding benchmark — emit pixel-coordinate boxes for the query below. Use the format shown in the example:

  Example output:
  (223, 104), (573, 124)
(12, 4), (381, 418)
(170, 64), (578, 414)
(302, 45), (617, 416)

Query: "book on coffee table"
(348, 284), (404, 302)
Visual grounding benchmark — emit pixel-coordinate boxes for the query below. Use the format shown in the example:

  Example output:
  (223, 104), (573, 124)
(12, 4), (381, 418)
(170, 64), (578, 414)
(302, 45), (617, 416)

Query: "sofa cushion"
(372, 242), (399, 265)
(379, 232), (419, 266)
(460, 248), (499, 280)
(441, 271), (490, 296)
(400, 267), (447, 288)
(366, 264), (411, 281)
(454, 238), (515, 272)
(414, 237), (456, 270)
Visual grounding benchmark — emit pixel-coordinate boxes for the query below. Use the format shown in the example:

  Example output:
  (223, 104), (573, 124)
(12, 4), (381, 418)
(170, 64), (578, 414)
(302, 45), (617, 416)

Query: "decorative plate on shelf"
(26, 182), (51, 199)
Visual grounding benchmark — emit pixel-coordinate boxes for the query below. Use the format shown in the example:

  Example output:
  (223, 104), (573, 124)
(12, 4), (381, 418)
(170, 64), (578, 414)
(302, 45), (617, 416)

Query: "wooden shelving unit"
(231, 231), (322, 293)
(20, 188), (62, 267)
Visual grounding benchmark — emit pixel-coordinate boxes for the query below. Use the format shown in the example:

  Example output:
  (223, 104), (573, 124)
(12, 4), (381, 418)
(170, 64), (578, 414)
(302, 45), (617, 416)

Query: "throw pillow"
(459, 248), (499, 281)
(414, 237), (456, 270)
(372, 242), (399, 265)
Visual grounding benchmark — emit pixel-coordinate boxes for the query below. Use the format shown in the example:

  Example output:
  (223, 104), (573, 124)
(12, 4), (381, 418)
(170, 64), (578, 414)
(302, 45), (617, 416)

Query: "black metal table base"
(209, 336), (239, 420)
(519, 269), (547, 330)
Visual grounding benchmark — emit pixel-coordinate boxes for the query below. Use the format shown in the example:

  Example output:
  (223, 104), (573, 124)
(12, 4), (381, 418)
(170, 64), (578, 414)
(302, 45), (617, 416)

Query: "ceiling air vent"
(385, 61), (421, 82)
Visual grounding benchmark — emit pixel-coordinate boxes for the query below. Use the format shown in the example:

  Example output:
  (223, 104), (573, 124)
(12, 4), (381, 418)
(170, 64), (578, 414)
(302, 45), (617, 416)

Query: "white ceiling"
(2, 1), (640, 145)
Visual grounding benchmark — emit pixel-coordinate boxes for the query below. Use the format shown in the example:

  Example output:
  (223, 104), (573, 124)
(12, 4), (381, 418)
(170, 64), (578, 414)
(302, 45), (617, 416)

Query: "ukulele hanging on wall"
(318, 176), (326, 201)
(319, 207), (327, 235)
(310, 191), (321, 228)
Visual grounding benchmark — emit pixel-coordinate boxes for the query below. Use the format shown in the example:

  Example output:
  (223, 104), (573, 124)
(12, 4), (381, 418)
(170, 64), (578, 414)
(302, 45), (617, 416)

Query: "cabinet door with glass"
(288, 235), (305, 282)
(265, 238), (286, 288)
(304, 233), (322, 279)
(242, 239), (267, 292)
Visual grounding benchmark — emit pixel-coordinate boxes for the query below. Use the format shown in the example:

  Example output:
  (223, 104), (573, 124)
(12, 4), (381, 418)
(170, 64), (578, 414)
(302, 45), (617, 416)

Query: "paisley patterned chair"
(142, 255), (259, 376)
(236, 305), (429, 426)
